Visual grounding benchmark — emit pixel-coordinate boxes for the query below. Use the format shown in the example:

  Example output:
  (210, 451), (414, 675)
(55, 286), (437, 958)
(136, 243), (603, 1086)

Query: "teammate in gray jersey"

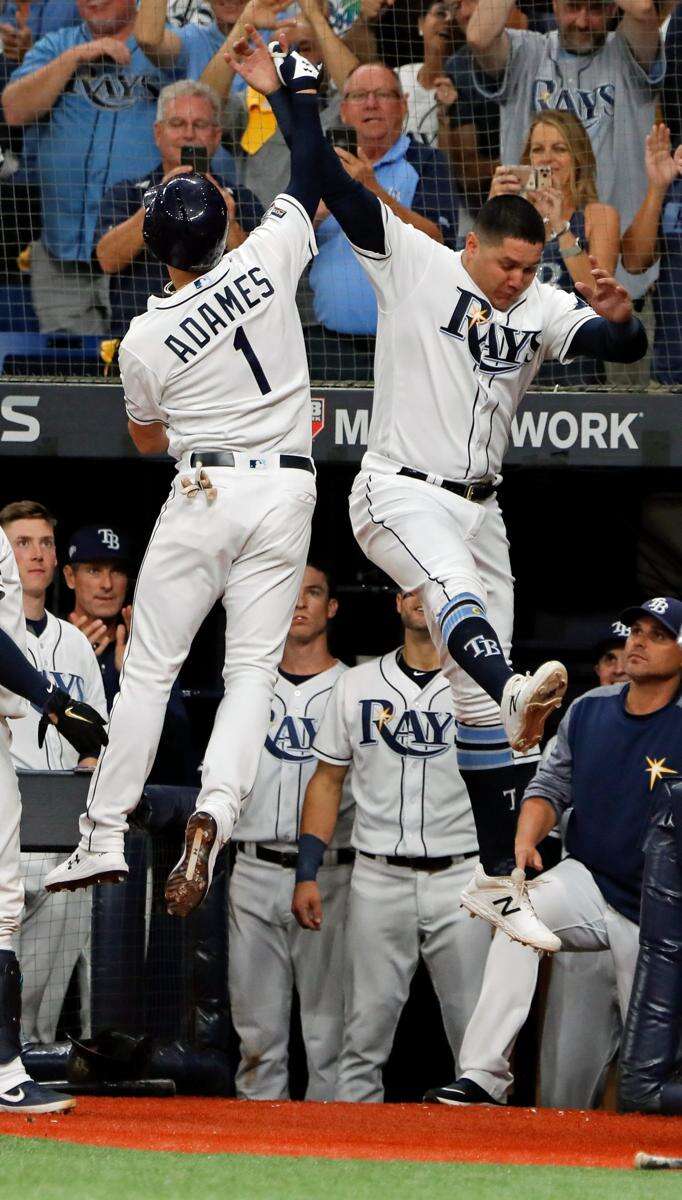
(265, 44), (648, 953)
(293, 590), (490, 1101)
(0, 502), (107, 1047)
(467, 0), (664, 230)
(230, 562), (353, 1100)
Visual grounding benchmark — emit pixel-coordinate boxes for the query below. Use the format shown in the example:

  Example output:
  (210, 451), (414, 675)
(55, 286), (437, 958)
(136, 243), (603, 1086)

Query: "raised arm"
(466, 0), (514, 75)
(293, 0), (359, 91)
(134, 0), (183, 66)
(201, 0), (282, 100)
(3, 37), (131, 125)
(567, 258), (648, 361)
(622, 123), (682, 273)
(617, 0), (662, 70)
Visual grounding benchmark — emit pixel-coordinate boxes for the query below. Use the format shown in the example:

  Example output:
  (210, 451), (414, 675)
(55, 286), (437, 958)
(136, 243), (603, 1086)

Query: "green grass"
(1, 1138), (680, 1200)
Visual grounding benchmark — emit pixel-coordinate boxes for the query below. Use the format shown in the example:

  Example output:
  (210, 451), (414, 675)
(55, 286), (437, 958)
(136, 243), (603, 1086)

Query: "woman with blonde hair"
(490, 110), (620, 383)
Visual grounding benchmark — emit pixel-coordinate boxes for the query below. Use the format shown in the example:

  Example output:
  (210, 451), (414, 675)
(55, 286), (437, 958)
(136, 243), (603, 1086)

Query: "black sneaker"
(0, 1080), (75, 1114)
(423, 1077), (501, 1106)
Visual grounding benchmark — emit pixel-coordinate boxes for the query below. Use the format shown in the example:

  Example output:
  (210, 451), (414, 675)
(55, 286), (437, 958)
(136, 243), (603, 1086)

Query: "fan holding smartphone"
(489, 111), (619, 296)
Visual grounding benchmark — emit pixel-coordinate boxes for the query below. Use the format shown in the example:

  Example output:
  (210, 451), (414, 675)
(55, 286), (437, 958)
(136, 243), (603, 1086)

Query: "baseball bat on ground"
(634, 1152), (682, 1170)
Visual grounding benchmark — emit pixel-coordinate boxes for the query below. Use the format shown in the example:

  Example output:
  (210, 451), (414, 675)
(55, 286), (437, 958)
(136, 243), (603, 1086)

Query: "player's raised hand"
(292, 880), (323, 930)
(227, 26), (280, 95)
(575, 256), (634, 323)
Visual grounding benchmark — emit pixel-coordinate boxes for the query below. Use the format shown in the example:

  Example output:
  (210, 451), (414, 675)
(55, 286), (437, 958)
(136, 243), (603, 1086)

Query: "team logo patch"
(312, 398), (325, 440)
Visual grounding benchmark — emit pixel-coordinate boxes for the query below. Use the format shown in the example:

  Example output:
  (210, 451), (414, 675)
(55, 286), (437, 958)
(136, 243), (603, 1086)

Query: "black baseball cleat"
(423, 1077), (501, 1106)
(165, 811), (220, 917)
(0, 1080), (75, 1114)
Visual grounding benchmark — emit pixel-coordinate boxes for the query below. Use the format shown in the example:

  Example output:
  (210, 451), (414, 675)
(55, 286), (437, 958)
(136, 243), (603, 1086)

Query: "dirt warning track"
(0, 1097), (680, 1169)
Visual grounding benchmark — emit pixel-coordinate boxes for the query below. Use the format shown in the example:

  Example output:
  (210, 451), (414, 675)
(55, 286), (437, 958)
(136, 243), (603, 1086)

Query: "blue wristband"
(296, 833), (326, 883)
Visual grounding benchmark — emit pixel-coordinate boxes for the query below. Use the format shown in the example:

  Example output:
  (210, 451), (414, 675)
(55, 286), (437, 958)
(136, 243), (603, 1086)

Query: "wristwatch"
(560, 236), (585, 259)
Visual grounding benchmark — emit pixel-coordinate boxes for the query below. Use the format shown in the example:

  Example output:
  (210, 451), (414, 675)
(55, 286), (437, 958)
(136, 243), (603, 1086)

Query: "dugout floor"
(1, 1097), (680, 1169)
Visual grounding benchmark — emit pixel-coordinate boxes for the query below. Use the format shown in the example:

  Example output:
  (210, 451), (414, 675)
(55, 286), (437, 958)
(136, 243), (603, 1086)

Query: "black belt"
(236, 842), (355, 869)
(360, 849), (478, 873)
(189, 451), (314, 473)
(397, 466), (495, 502)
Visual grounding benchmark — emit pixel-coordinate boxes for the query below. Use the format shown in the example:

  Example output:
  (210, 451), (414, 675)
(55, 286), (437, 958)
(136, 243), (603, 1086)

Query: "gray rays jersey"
(0, 529), (29, 720)
(475, 28), (663, 227)
(234, 661), (353, 850)
(120, 194), (318, 460)
(8, 612), (107, 770)
(352, 203), (594, 482)
(313, 649), (477, 857)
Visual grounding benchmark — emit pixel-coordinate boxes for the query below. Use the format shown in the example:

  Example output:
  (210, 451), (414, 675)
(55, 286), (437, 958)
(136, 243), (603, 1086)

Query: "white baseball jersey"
(120, 193), (318, 461)
(0, 528), (29, 721)
(313, 648), (477, 857)
(352, 202), (595, 482)
(9, 612), (107, 770)
(234, 661), (353, 850)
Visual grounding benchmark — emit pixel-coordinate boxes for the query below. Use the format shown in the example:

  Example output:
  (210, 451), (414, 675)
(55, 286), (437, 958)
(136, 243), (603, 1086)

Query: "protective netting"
(0, 0), (678, 385)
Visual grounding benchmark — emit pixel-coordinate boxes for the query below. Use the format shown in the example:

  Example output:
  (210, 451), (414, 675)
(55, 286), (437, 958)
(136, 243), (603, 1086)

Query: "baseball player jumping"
(266, 43), (649, 950)
(45, 30), (327, 913)
(0, 526), (106, 1113)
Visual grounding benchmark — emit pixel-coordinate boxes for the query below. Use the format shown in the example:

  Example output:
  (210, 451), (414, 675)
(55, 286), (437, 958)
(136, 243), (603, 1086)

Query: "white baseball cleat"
(44, 847), (128, 893)
(500, 660), (568, 752)
(460, 863), (561, 953)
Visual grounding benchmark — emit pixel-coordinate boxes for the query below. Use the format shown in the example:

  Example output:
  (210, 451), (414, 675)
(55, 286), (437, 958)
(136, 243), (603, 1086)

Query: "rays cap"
(619, 597), (682, 640)
(593, 619), (630, 661)
(67, 526), (131, 565)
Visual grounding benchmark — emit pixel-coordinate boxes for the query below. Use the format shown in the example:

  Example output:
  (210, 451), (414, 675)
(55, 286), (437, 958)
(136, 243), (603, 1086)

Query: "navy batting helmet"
(142, 173), (228, 273)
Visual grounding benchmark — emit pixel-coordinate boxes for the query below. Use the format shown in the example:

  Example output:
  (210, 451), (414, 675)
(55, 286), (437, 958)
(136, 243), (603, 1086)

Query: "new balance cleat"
(423, 1077), (501, 1107)
(501, 660), (568, 752)
(0, 1080), (75, 1114)
(165, 811), (220, 917)
(44, 847), (128, 893)
(460, 863), (561, 953)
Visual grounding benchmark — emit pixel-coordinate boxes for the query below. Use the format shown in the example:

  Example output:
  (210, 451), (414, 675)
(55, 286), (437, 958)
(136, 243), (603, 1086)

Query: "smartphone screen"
(180, 145), (210, 174)
(325, 128), (357, 156)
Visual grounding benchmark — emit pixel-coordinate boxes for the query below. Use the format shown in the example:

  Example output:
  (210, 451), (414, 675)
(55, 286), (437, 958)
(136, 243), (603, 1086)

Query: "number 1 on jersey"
(234, 326), (271, 395)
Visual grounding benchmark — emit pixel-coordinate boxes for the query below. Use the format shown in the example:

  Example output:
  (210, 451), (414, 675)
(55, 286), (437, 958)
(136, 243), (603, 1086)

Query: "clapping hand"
(575, 256), (634, 323)
(645, 123), (682, 193)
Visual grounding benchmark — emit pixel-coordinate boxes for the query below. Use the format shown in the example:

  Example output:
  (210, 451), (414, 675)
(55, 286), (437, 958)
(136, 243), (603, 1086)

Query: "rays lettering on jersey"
(440, 288), (542, 376)
(532, 79), (615, 127)
(265, 714), (318, 763)
(29, 671), (85, 714)
(360, 700), (453, 757)
(164, 267), (275, 363)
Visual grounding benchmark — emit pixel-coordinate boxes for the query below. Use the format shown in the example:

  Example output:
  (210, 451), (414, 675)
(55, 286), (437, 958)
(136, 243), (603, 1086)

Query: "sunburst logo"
(645, 756), (678, 792)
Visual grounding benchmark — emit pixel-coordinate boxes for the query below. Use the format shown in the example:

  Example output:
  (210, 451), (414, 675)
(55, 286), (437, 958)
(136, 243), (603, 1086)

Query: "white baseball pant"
(458, 857), (639, 1102)
(538, 948), (621, 1108)
(228, 850), (351, 1099)
(79, 466), (315, 851)
(19, 851), (91, 1044)
(336, 854), (492, 1102)
(0, 720), (23, 952)
(350, 465), (513, 725)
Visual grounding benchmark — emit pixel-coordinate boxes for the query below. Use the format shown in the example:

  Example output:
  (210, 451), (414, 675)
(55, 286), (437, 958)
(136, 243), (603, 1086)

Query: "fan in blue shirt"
(95, 78), (263, 335)
(2, 0), (224, 263)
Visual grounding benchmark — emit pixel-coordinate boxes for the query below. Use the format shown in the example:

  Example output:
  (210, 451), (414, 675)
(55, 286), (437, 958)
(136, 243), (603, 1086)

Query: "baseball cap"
(67, 526), (131, 565)
(619, 597), (682, 639)
(593, 619), (630, 660)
